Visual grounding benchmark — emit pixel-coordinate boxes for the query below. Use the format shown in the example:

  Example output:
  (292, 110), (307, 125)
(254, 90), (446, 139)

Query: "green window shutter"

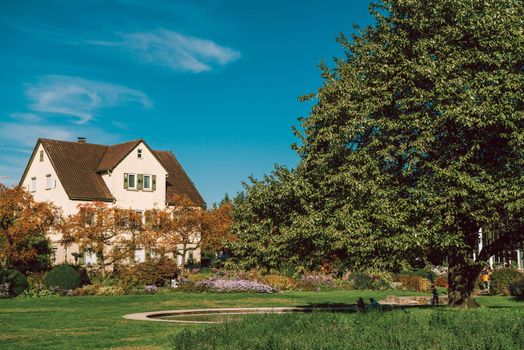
(152, 175), (156, 191)
(124, 173), (129, 189)
(137, 174), (143, 190)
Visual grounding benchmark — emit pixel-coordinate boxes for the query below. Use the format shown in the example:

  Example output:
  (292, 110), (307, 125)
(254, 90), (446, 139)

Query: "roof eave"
(68, 195), (114, 203)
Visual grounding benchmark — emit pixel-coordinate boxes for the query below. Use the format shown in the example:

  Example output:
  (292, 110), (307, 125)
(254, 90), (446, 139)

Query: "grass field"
(0, 291), (521, 349)
(171, 304), (524, 350)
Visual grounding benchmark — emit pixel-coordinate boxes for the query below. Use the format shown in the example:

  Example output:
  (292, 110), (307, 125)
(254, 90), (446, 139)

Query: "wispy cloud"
(0, 122), (118, 147)
(9, 112), (42, 123)
(93, 30), (241, 73)
(26, 75), (152, 124)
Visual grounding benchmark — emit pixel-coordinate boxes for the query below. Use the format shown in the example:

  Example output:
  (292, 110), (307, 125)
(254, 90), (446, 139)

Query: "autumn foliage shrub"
(395, 274), (431, 292)
(44, 264), (81, 291)
(490, 268), (523, 296)
(261, 274), (296, 290)
(123, 258), (178, 286)
(0, 269), (28, 297)
(434, 276), (448, 288)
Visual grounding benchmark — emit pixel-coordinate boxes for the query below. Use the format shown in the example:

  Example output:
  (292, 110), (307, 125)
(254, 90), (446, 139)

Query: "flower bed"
(194, 278), (276, 293)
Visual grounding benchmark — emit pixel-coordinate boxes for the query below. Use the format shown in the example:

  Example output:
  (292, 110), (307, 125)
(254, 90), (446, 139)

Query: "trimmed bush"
(261, 274), (297, 291)
(0, 269), (28, 297)
(509, 278), (524, 299)
(349, 271), (373, 290)
(296, 274), (335, 291)
(491, 268), (523, 296)
(44, 264), (81, 291)
(434, 276), (448, 288)
(395, 274), (431, 292)
(401, 268), (436, 282)
(71, 265), (91, 286)
(123, 258), (178, 286)
(349, 271), (390, 290)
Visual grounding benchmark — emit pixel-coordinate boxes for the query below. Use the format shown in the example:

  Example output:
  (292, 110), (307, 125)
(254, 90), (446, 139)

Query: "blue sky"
(0, 0), (373, 206)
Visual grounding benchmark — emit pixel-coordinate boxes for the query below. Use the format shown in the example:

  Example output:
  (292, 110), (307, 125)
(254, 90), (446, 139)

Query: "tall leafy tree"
(232, 0), (524, 307)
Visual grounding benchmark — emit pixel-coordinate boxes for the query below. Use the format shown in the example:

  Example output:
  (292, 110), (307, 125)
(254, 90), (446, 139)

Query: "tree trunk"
(178, 245), (187, 278)
(447, 255), (482, 308)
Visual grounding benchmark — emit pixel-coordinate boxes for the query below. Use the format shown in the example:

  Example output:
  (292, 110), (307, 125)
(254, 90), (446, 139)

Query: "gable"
(154, 150), (205, 208)
(96, 139), (143, 172)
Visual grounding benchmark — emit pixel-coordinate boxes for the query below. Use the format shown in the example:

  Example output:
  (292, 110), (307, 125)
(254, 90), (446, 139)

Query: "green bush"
(509, 278), (524, 299)
(349, 271), (373, 289)
(71, 265), (90, 286)
(44, 264), (81, 291)
(490, 268), (523, 296)
(0, 269), (29, 297)
(349, 271), (390, 290)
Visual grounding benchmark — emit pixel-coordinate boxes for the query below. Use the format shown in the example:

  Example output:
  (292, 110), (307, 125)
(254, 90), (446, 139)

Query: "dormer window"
(39, 150), (44, 162)
(137, 149), (143, 159)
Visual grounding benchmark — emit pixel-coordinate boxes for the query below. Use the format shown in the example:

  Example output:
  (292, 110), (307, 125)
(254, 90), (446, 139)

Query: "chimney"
(77, 137), (87, 144)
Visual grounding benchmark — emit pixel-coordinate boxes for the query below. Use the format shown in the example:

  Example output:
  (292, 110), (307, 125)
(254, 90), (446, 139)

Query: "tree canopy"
(0, 185), (57, 272)
(230, 0), (524, 307)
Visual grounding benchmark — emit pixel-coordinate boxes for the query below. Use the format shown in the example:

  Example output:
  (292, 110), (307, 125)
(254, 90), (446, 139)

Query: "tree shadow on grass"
(295, 302), (446, 313)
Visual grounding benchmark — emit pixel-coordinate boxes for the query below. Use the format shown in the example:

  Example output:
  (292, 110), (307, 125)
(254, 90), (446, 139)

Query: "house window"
(143, 174), (152, 190)
(46, 174), (52, 190)
(128, 173), (136, 189)
(31, 177), (37, 192)
(134, 249), (145, 263)
(84, 212), (95, 226)
(137, 149), (143, 159)
(39, 150), (44, 162)
(135, 210), (144, 223)
(84, 251), (97, 265)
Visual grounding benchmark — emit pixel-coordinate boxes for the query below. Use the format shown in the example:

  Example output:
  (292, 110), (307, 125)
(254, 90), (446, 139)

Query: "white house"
(19, 137), (205, 266)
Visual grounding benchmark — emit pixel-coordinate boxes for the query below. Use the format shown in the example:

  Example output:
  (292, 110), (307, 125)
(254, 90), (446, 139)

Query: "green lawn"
(0, 291), (521, 349)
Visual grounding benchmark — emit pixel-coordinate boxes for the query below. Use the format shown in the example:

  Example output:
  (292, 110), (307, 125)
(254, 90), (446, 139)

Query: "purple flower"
(144, 285), (158, 294)
(195, 278), (276, 293)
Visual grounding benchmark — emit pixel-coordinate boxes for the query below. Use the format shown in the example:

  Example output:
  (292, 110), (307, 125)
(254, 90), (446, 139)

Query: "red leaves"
(0, 185), (57, 270)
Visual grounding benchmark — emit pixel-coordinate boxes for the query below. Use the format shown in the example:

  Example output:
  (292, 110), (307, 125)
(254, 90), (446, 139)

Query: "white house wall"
(103, 141), (167, 211)
(20, 143), (89, 263)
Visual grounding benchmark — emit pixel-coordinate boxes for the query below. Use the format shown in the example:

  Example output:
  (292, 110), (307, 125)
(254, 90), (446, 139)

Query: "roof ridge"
(108, 138), (143, 147)
(38, 138), (107, 147)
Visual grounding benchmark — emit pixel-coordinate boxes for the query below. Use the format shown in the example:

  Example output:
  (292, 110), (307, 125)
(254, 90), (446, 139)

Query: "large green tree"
(232, 0), (524, 307)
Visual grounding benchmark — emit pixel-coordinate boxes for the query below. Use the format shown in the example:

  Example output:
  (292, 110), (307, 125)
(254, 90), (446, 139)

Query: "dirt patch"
(0, 334), (18, 340)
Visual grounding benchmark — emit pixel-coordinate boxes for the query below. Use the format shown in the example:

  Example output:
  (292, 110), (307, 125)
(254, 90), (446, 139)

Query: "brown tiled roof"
(96, 139), (143, 172)
(154, 150), (205, 207)
(19, 138), (205, 207)
(40, 139), (114, 201)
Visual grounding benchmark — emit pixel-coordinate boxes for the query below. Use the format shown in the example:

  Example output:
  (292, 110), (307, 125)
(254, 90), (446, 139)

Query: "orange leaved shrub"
(395, 274), (431, 292)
